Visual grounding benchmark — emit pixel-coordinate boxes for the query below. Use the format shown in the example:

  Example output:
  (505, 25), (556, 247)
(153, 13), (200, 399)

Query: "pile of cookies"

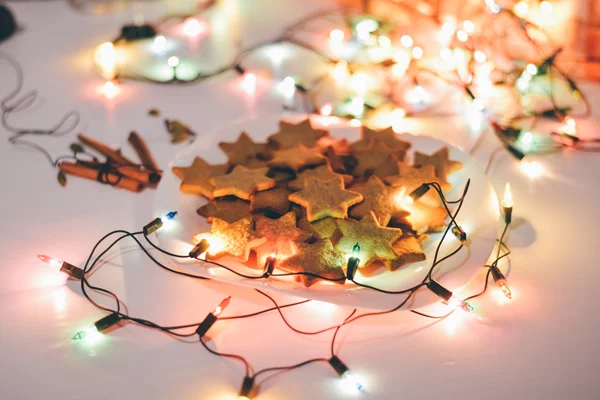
(172, 119), (463, 287)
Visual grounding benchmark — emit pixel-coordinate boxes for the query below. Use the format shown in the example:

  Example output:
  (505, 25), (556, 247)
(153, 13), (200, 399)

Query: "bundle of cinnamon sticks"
(58, 131), (162, 192)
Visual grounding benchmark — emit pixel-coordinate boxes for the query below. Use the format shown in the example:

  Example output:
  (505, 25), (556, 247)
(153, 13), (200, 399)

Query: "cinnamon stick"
(128, 131), (160, 172)
(77, 133), (136, 166)
(118, 165), (161, 184)
(59, 162), (144, 192)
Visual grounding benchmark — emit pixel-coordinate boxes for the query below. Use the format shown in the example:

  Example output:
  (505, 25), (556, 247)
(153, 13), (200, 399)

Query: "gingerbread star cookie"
(279, 238), (346, 287)
(289, 177), (363, 222)
(391, 203), (447, 234)
(349, 176), (409, 226)
(385, 162), (450, 193)
(192, 217), (266, 262)
(335, 212), (402, 267)
(197, 197), (251, 223)
(254, 212), (305, 266)
(210, 166), (276, 200)
(413, 147), (463, 181)
(250, 186), (292, 215)
(268, 145), (326, 171)
(297, 217), (340, 240)
(172, 157), (229, 199)
(322, 146), (348, 173)
(288, 164), (353, 191)
(219, 132), (268, 165)
(351, 126), (412, 152)
(315, 136), (351, 154)
(352, 139), (404, 177)
(383, 234), (430, 271)
(268, 119), (329, 149)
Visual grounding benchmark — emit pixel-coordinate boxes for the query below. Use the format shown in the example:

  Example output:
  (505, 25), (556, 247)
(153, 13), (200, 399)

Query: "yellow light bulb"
(94, 42), (117, 79)
(502, 182), (514, 208)
(331, 61), (349, 84)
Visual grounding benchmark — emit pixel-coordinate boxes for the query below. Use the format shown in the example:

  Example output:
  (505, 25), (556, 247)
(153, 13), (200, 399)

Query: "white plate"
(153, 114), (500, 310)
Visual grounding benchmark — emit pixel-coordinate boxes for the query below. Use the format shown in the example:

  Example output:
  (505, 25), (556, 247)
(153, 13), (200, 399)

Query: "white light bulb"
(341, 371), (365, 392)
(168, 56), (180, 67)
(330, 29), (345, 42)
(526, 64), (538, 75)
(463, 20), (475, 33)
(152, 35), (167, 53)
(474, 50), (486, 63)
(520, 131), (533, 146)
(377, 35), (391, 48)
(540, 1), (552, 13)
(457, 30), (468, 42)
(400, 35), (413, 48)
(514, 1), (529, 17)
(412, 46), (423, 60)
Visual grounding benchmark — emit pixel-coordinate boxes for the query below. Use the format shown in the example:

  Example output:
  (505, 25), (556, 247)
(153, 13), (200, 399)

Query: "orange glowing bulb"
(37, 254), (62, 267)
(213, 296), (231, 317)
(320, 103), (333, 117)
(101, 81), (120, 99)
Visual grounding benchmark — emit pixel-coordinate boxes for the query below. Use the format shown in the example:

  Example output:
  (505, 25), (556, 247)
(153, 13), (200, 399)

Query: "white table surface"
(1, 1), (600, 399)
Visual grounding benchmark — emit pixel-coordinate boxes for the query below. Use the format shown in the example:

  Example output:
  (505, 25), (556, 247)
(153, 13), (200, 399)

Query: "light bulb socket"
(189, 239), (210, 259)
(60, 261), (84, 280)
(234, 64), (245, 74)
(346, 257), (359, 281)
(238, 376), (255, 399)
(262, 257), (276, 277)
(409, 183), (430, 201)
(195, 313), (218, 337)
(95, 312), (121, 333)
(328, 356), (350, 377)
(489, 264), (505, 283)
(502, 205), (512, 224)
(427, 279), (453, 302)
(144, 217), (163, 235)
(452, 226), (467, 242)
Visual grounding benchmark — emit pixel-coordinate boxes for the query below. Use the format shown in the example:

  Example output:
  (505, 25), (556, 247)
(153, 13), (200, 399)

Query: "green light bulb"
(352, 243), (360, 258)
(72, 325), (98, 341)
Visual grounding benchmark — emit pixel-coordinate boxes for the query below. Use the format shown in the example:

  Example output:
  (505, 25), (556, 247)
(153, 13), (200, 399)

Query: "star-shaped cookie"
(268, 145), (326, 171)
(250, 186), (292, 215)
(349, 176), (409, 226)
(413, 147), (463, 181)
(192, 217), (266, 262)
(351, 126), (412, 152)
(172, 157), (229, 199)
(315, 136), (351, 154)
(288, 164), (353, 191)
(322, 145), (348, 173)
(383, 234), (430, 271)
(268, 118), (329, 149)
(352, 139), (404, 177)
(254, 212), (306, 266)
(210, 166), (276, 200)
(335, 212), (402, 267)
(279, 238), (346, 287)
(297, 217), (339, 240)
(197, 197), (251, 223)
(219, 132), (268, 165)
(385, 162), (450, 192)
(289, 177), (363, 222)
(391, 203), (447, 234)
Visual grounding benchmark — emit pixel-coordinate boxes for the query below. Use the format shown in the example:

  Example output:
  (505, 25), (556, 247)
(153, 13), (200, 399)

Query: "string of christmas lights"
(91, 0), (596, 161)
(38, 172), (514, 398)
